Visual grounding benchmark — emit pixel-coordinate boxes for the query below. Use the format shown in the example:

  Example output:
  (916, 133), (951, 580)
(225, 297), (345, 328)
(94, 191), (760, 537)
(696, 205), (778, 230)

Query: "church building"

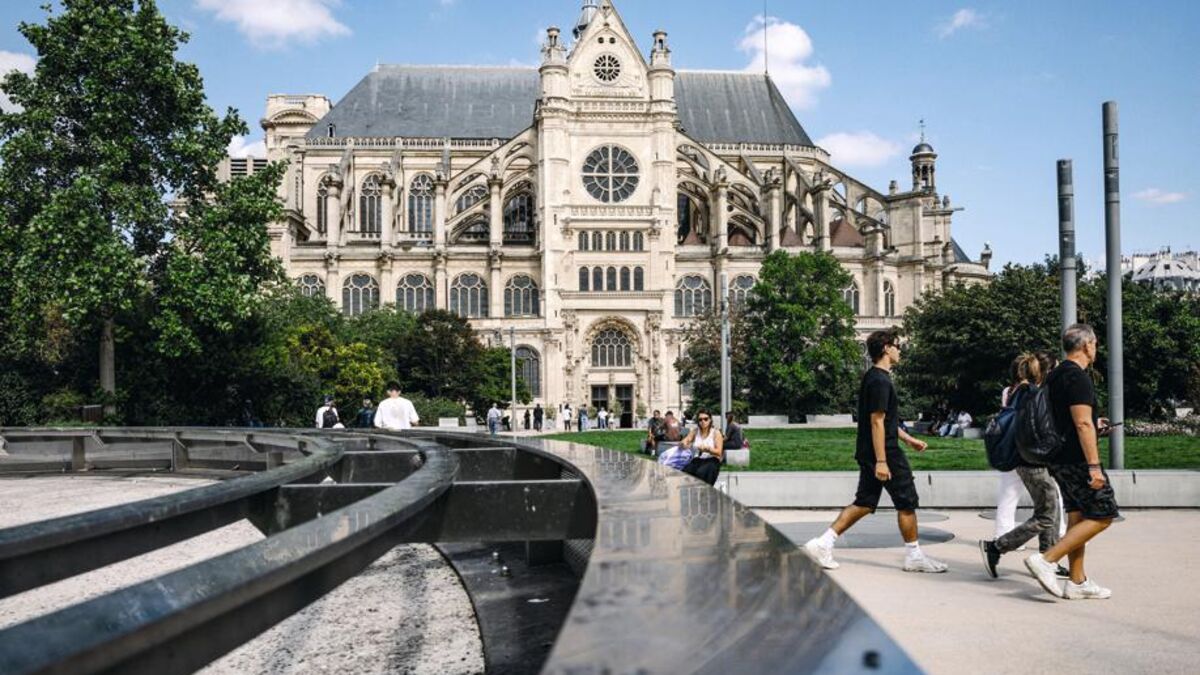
(240, 0), (991, 424)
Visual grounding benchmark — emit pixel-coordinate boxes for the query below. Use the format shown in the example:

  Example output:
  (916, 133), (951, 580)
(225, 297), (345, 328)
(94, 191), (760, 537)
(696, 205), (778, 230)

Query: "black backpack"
(984, 387), (1025, 471)
(1015, 384), (1063, 464)
(321, 408), (339, 429)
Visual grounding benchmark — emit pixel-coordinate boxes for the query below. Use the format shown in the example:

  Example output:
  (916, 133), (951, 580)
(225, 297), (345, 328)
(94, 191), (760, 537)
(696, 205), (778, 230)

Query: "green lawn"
(541, 428), (1200, 471)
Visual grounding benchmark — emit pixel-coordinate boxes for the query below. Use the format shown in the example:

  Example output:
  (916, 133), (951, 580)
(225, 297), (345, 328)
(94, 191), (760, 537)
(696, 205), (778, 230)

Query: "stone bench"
(747, 415), (789, 427)
(806, 414), (854, 425)
(961, 427), (983, 440)
(437, 418), (460, 428)
(724, 448), (750, 468)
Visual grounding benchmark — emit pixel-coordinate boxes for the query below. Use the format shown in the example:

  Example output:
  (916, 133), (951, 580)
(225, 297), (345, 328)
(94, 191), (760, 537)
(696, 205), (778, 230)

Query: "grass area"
(542, 428), (1200, 471)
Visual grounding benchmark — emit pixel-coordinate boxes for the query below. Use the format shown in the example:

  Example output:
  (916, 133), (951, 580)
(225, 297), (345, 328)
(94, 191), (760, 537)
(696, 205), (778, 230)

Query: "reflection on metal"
(0, 428), (918, 674)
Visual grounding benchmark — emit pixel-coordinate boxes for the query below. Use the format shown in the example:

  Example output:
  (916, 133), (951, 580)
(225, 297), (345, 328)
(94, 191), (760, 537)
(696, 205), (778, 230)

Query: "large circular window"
(582, 146), (639, 203)
(593, 54), (621, 83)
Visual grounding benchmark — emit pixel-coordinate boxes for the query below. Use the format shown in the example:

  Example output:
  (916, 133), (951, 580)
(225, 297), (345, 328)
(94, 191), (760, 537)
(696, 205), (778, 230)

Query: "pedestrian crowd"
(802, 325), (1118, 600)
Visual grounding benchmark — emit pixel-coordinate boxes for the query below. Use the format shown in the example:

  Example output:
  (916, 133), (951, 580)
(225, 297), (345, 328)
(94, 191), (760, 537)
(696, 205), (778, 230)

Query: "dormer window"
(326, 124), (335, 138)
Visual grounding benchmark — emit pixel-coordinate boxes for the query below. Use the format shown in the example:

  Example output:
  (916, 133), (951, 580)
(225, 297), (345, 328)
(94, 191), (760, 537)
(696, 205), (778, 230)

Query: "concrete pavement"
(758, 508), (1200, 674)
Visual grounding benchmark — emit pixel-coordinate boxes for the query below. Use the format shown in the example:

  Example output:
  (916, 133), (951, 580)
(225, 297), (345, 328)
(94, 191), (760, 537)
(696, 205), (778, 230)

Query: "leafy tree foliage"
(901, 260), (1200, 419)
(674, 307), (751, 419)
(677, 251), (862, 421)
(899, 263), (1061, 417)
(0, 0), (282, 410)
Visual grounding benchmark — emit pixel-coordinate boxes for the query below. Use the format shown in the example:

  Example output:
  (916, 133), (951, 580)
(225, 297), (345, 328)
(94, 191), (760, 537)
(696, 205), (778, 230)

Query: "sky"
(0, 0), (1196, 266)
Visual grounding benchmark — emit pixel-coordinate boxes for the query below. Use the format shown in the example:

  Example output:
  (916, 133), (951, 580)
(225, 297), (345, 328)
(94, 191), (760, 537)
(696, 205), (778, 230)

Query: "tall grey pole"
(1057, 159), (1077, 331)
(720, 272), (731, 433)
(1102, 102), (1125, 470)
(510, 326), (518, 431)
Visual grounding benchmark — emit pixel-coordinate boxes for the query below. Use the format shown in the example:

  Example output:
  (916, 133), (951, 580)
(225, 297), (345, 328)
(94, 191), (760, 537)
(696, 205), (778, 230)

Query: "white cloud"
(1134, 188), (1188, 205)
(195, 0), (350, 48)
(227, 135), (267, 158)
(739, 16), (831, 110)
(937, 9), (986, 38)
(0, 50), (36, 112)
(815, 131), (901, 169)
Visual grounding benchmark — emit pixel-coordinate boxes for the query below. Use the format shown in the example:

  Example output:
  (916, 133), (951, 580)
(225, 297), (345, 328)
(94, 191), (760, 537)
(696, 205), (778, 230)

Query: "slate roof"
(950, 238), (973, 264)
(306, 65), (815, 146)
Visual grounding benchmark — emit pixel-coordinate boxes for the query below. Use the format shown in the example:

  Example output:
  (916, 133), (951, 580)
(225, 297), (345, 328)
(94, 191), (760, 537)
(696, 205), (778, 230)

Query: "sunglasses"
(698, 416), (711, 421)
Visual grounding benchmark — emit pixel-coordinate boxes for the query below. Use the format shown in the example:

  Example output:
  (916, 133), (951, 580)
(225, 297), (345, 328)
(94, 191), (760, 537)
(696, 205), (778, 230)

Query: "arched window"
(592, 267), (603, 291)
(730, 275), (756, 310)
(605, 231), (616, 251)
(843, 281), (861, 315)
(504, 192), (534, 244)
(677, 192), (708, 244)
(298, 274), (325, 298)
(408, 174), (434, 235)
(579, 267), (590, 291)
(675, 275), (713, 317)
(516, 346), (542, 397)
(592, 231), (603, 251)
(455, 184), (487, 213)
(634, 267), (645, 291)
(458, 217), (489, 243)
(397, 273), (434, 314)
(620, 267), (631, 291)
(316, 181), (329, 235)
(342, 274), (379, 317)
(591, 328), (633, 368)
(450, 273), (488, 318)
(619, 232), (630, 251)
(633, 231), (644, 251)
(358, 174), (383, 237)
(505, 275), (539, 317)
(884, 281), (896, 318)
(606, 266), (617, 291)
(579, 231), (589, 251)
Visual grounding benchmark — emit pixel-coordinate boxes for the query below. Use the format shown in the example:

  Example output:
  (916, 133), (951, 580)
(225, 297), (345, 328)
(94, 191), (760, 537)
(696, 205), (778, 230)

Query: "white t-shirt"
(374, 396), (420, 430)
(487, 407), (502, 423)
(316, 405), (338, 429)
(598, 409), (608, 421)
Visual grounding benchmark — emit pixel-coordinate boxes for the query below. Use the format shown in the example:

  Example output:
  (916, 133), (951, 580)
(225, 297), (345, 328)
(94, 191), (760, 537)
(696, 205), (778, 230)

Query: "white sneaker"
(803, 538), (839, 570)
(1064, 578), (1112, 600)
(903, 553), (948, 573)
(1024, 553), (1065, 598)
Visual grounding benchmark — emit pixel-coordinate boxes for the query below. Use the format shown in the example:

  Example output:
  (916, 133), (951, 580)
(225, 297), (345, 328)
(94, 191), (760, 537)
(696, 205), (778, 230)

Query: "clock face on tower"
(582, 145), (639, 204)
(593, 54), (621, 84)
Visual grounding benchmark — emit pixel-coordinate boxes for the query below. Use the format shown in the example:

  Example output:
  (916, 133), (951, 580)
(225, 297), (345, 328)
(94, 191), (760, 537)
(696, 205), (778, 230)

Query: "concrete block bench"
(724, 448), (750, 467)
(747, 415), (789, 427)
(961, 427), (983, 440)
(437, 418), (460, 428)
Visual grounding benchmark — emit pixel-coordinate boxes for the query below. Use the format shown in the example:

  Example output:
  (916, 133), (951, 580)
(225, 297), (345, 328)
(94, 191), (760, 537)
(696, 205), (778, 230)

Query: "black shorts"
(853, 453), (919, 512)
(1050, 463), (1120, 520)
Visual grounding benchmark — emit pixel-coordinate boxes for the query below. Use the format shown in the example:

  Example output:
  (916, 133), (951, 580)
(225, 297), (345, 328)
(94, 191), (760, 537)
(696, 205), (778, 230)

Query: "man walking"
(487, 403), (502, 436)
(803, 330), (947, 573)
(533, 403), (544, 432)
(354, 398), (376, 429)
(316, 395), (339, 429)
(374, 383), (420, 430)
(1024, 324), (1118, 600)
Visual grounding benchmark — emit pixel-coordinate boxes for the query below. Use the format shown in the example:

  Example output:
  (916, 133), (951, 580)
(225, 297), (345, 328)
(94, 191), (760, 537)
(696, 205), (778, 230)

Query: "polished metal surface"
(512, 438), (920, 674)
(0, 429), (919, 674)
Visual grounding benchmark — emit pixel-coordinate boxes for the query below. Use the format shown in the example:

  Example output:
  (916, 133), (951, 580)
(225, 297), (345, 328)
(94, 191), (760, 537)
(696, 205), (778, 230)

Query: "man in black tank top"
(803, 330), (947, 574)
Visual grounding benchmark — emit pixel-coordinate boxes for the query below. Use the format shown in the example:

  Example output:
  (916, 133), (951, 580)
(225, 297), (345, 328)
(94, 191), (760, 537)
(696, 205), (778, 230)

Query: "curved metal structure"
(0, 428), (918, 674)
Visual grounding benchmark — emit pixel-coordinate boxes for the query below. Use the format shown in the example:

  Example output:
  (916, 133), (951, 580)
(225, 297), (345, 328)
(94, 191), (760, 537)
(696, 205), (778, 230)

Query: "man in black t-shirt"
(803, 330), (947, 574)
(1024, 323), (1118, 600)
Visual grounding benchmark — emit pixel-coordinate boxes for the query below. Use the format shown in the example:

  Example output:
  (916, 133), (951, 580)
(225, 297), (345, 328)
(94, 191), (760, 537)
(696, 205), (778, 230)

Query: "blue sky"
(1, 1), (1196, 265)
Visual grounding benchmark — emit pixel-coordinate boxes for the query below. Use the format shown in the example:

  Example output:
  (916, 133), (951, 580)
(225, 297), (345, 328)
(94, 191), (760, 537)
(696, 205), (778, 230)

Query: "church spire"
(573, 0), (599, 39)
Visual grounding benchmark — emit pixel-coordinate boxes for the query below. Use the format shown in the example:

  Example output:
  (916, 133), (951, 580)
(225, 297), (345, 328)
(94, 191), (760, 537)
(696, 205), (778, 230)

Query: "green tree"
(674, 307), (751, 417)
(900, 263), (1060, 417)
(0, 0), (282, 416)
(740, 251), (862, 419)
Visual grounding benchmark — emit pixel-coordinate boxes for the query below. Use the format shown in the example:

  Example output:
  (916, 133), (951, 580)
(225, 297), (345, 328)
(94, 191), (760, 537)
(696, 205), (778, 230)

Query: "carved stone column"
(433, 176), (448, 248)
(378, 252), (394, 307)
(488, 175), (504, 249)
(766, 171), (783, 253)
(712, 174), (729, 253)
(813, 184), (831, 252)
(489, 248), (504, 319)
(325, 176), (344, 254)
(434, 251), (448, 309)
(324, 252), (341, 311)
(380, 177), (396, 249)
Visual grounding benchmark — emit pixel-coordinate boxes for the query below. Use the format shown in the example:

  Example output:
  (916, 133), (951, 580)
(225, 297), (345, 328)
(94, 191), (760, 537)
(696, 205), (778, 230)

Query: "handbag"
(657, 444), (693, 471)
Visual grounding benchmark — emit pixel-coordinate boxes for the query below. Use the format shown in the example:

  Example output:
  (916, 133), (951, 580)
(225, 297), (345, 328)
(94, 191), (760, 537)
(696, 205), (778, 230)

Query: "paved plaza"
(759, 508), (1200, 674)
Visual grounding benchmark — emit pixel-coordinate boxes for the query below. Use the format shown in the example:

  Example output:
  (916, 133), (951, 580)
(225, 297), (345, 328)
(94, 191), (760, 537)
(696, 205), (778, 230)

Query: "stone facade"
(238, 1), (990, 424)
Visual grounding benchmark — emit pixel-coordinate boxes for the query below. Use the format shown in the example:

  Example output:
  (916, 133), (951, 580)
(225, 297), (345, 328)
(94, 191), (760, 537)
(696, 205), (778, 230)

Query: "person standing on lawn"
(1024, 324), (1119, 600)
(803, 330), (947, 573)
